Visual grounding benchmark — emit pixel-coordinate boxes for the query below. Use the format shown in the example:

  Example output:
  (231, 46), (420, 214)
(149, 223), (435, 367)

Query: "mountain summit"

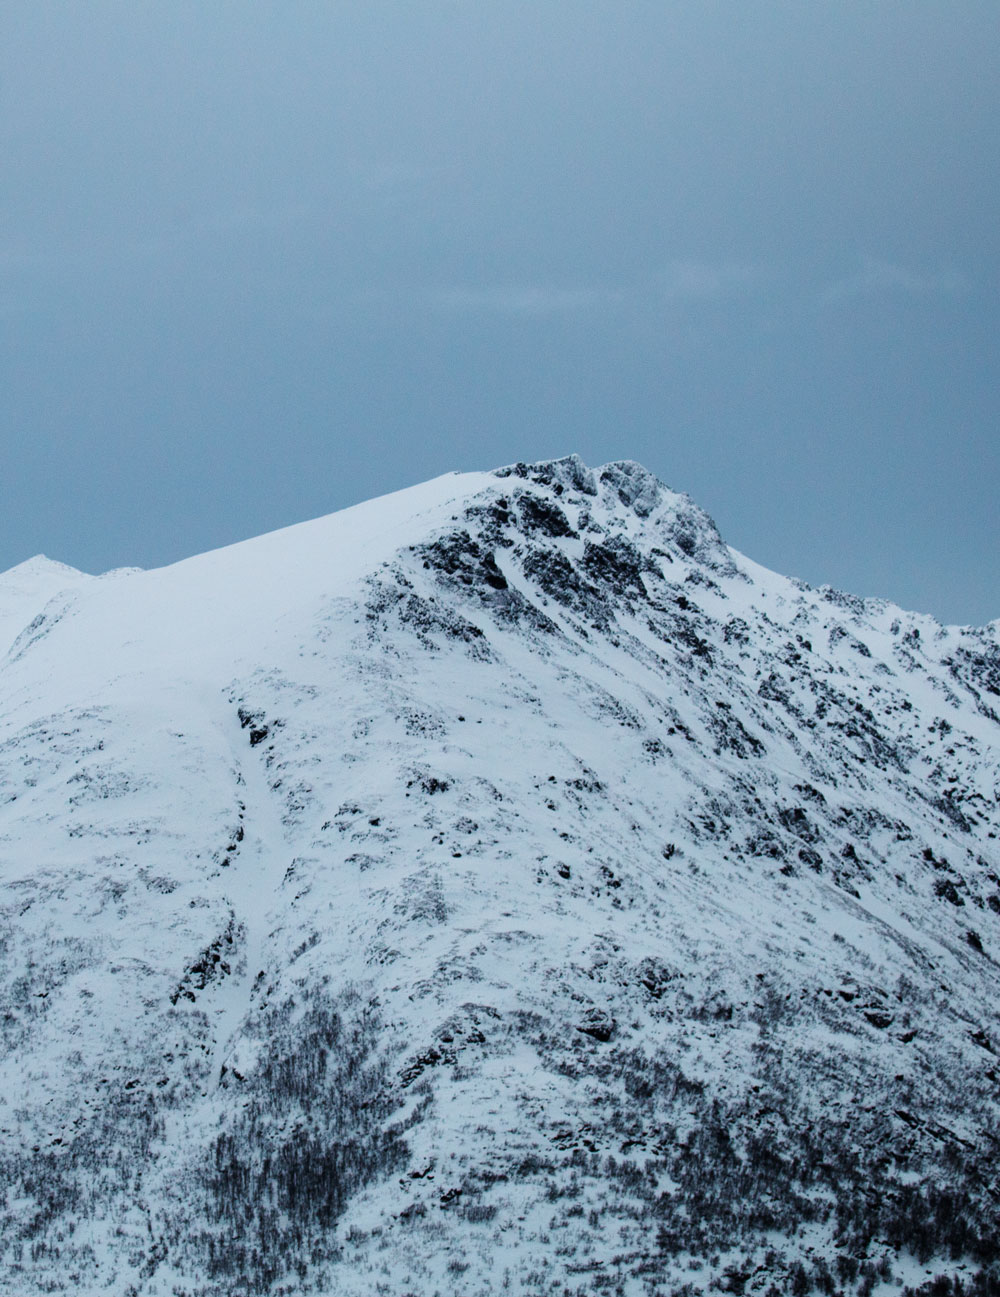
(2, 458), (999, 1297)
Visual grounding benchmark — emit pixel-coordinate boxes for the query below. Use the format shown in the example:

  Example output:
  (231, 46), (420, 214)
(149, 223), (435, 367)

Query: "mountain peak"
(0, 554), (93, 658)
(494, 455), (735, 573)
(0, 552), (87, 584)
(495, 451), (601, 496)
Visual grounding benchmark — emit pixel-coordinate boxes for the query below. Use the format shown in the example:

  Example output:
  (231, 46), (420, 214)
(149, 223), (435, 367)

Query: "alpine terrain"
(2, 457), (1000, 1297)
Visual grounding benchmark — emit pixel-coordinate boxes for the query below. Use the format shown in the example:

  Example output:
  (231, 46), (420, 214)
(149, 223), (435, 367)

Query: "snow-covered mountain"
(2, 457), (999, 1297)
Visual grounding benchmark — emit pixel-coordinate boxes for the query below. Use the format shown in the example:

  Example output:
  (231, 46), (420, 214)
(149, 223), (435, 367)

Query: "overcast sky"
(3, 2), (998, 624)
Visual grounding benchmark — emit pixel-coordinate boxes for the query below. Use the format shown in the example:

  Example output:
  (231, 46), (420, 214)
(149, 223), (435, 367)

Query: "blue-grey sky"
(3, 2), (998, 624)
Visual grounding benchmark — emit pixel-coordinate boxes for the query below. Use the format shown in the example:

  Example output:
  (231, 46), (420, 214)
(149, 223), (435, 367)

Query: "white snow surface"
(1, 456), (998, 1297)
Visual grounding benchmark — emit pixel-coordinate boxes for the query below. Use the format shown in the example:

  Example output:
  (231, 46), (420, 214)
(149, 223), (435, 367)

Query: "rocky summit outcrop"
(1, 458), (999, 1297)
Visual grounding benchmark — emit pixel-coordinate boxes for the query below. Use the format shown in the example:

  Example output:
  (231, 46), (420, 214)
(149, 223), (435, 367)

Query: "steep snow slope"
(1, 458), (999, 1297)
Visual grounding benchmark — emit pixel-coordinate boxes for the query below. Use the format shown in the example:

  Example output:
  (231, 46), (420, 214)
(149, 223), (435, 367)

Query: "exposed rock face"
(1, 459), (999, 1297)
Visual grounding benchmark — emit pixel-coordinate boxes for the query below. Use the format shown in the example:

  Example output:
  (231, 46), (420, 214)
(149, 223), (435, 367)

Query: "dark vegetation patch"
(494, 991), (1000, 1295)
(182, 994), (408, 1294)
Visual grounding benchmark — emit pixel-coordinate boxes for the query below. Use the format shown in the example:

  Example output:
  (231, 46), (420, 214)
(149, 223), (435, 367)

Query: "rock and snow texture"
(1, 457), (999, 1297)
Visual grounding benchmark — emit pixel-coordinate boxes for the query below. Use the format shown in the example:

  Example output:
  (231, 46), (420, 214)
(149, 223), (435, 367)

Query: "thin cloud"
(822, 256), (968, 303)
(431, 285), (624, 316)
(430, 264), (761, 317)
(657, 259), (763, 300)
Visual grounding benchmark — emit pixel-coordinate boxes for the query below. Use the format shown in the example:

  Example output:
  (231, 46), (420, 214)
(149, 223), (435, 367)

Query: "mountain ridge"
(5, 457), (995, 636)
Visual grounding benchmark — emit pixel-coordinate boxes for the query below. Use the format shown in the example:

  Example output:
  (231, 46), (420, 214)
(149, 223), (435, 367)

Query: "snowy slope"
(1, 457), (999, 1297)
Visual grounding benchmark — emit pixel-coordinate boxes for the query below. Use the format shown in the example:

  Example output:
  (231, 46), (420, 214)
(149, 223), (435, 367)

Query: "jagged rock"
(576, 1008), (616, 1041)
